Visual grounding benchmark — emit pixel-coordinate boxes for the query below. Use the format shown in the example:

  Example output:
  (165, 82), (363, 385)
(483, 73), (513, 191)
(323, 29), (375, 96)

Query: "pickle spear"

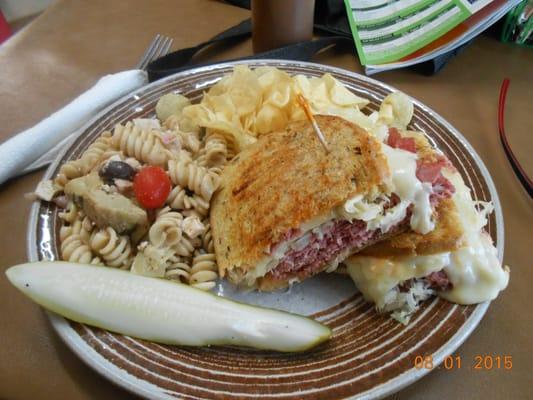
(6, 262), (331, 352)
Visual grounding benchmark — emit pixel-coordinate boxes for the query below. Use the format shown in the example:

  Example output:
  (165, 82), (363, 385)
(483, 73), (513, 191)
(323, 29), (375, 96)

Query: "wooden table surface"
(0, 1), (531, 399)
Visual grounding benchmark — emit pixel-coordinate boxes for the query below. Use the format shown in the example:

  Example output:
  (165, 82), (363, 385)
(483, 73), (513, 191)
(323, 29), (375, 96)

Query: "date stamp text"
(413, 355), (513, 370)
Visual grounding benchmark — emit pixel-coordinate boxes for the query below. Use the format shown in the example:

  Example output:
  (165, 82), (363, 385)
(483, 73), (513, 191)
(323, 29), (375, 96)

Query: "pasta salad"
(49, 95), (227, 291)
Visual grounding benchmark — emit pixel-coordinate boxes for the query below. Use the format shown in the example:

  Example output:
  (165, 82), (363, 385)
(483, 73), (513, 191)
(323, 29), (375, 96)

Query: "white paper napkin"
(0, 69), (148, 185)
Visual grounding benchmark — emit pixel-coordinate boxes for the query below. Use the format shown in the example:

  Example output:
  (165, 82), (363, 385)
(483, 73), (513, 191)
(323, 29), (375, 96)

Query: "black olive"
(99, 161), (136, 183)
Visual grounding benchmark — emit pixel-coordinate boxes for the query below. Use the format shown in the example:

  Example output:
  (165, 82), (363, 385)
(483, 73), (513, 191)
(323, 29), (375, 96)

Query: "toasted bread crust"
(211, 116), (390, 277)
(359, 197), (464, 257)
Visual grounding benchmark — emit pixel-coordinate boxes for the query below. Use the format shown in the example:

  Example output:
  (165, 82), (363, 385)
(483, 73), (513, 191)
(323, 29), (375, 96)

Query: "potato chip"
(309, 78), (330, 110)
(257, 68), (293, 110)
(292, 74), (312, 98)
(242, 114), (256, 133)
(203, 93), (238, 122)
(178, 66), (401, 151)
(181, 104), (210, 127)
(322, 105), (375, 130)
(379, 92), (413, 128)
(291, 74), (371, 125)
(218, 65), (262, 116)
(322, 74), (368, 108)
(267, 87), (291, 109)
(155, 93), (191, 122)
(255, 103), (289, 135)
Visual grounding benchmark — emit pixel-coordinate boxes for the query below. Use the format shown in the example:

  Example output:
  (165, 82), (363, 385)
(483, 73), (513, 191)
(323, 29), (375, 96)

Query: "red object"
(416, 161), (444, 184)
(498, 78), (533, 197)
(0, 10), (11, 44)
(387, 127), (455, 199)
(133, 166), (171, 209)
(387, 127), (416, 153)
(416, 158), (455, 201)
(415, 158), (450, 184)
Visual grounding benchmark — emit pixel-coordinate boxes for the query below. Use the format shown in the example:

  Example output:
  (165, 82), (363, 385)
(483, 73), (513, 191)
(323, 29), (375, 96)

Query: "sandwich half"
(343, 131), (510, 323)
(211, 116), (456, 290)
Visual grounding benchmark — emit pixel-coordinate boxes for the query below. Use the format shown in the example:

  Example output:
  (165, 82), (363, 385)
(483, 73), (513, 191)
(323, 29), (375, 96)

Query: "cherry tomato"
(133, 166), (171, 209)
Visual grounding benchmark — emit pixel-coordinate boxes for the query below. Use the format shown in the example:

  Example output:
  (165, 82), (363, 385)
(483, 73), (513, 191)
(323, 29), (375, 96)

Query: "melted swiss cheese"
(339, 144), (435, 234)
(345, 169), (509, 306)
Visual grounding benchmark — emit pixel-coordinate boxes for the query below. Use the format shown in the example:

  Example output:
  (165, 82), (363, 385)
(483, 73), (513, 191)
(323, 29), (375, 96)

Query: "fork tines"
(136, 34), (174, 70)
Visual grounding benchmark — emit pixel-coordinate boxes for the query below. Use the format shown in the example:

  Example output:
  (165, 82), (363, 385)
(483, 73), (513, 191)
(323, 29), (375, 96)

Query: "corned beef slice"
(387, 127), (417, 153)
(271, 219), (406, 280)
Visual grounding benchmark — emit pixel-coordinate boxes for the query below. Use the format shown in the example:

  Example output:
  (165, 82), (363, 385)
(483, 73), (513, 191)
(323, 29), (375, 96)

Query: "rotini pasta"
(189, 252), (218, 290)
(166, 185), (209, 216)
(60, 234), (96, 264)
(111, 121), (172, 167)
(89, 227), (133, 269)
(178, 131), (201, 154)
(167, 159), (220, 202)
(54, 162), (81, 190)
(162, 114), (182, 131)
(207, 165), (224, 177)
(164, 254), (191, 283)
(201, 221), (215, 253)
(169, 148), (193, 164)
(58, 201), (82, 224)
(173, 235), (201, 258)
(181, 209), (206, 221)
(78, 132), (113, 174)
(59, 215), (94, 244)
(199, 129), (236, 168)
(163, 115), (201, 154)
(54, 132), (113, 189)
(59, 217), (99, 264)
(149, 207), (183, 248)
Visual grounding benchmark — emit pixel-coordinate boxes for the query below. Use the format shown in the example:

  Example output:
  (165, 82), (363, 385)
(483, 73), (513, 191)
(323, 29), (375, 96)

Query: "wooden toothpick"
(296, 94), (330, 152)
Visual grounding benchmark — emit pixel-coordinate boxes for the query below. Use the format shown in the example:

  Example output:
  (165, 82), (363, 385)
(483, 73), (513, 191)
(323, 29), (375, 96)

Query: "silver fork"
(136, 34), (174, 70)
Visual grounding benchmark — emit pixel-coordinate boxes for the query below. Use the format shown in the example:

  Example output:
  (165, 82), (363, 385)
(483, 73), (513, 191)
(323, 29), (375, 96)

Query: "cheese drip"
(346, 254), (449, 310)
(440, 169), (509, 304)
(345, 169), (509, 308)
